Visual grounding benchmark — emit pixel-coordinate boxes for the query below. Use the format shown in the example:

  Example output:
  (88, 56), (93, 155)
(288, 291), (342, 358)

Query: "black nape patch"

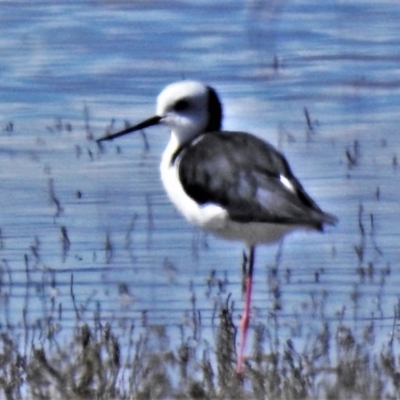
(205, 86), (223, 132)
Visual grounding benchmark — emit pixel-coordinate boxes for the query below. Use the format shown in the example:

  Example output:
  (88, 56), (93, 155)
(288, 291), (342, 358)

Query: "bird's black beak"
(96, 115), (162, 142)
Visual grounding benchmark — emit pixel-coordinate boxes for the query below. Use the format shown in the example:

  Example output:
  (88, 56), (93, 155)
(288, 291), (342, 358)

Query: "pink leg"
(236, 246), (255, 374)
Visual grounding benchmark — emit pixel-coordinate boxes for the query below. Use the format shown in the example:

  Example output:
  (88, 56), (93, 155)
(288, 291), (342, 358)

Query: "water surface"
(1, 0), (400, 355)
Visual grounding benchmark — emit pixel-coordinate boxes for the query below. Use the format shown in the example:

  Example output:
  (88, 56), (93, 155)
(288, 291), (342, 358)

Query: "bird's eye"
(173, 99), (189, 111)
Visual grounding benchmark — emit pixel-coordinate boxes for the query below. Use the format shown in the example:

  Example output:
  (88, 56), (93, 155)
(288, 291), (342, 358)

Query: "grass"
(0, 275), (399, 400)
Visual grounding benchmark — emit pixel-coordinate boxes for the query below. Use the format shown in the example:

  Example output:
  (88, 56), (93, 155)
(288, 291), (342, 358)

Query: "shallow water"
(1, 0), (400, 355)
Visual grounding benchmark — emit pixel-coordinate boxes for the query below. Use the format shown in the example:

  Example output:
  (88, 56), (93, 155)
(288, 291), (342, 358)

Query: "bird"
(97, 80), (337, 374)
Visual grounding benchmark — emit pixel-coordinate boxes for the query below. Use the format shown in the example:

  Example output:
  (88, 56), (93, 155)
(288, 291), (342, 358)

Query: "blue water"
(1, 0), (400, 355)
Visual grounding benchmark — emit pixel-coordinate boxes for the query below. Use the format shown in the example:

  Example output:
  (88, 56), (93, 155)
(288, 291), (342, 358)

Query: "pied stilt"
(97, 80), (337, 373)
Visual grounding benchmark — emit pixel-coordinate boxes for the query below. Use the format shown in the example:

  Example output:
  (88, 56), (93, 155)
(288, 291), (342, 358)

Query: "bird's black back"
(177, 131), (337, 229)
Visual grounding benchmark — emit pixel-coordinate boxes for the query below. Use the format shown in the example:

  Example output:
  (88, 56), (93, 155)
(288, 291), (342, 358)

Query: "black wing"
(178, 131), (337, 229)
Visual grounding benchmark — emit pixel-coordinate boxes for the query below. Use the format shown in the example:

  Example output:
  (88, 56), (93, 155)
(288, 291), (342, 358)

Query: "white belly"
(160, 140), (297, 246)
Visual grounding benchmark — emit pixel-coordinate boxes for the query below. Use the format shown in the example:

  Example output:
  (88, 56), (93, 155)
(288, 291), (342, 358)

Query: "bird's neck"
(164, 130), (200, 166)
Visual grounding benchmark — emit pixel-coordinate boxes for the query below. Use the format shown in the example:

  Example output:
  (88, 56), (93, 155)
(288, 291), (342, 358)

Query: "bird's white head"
(97, 80), (223, 146)
(156, 80), (223, 145)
